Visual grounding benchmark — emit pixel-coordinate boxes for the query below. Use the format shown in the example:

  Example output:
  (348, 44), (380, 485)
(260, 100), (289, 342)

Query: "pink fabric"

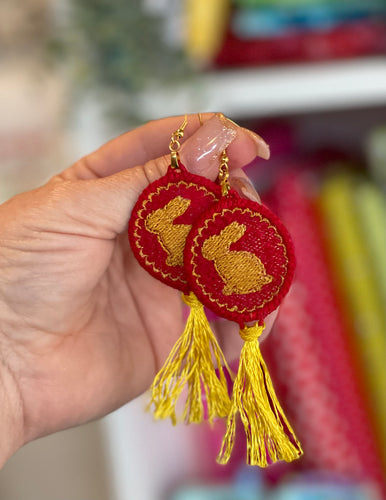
(265, 173), (385, 494)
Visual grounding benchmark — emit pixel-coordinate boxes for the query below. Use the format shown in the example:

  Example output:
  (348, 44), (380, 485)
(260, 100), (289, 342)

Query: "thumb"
(48, 114), (268, 238)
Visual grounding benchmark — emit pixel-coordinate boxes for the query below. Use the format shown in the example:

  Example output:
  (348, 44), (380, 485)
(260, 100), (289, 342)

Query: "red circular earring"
(128, 116), (231, 425)
(184, 151), (302, 467)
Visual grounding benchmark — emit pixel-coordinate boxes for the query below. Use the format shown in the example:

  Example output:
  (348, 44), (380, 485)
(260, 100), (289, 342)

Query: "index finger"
(67, 113), (215, 180)
(63, 113), (269, 180)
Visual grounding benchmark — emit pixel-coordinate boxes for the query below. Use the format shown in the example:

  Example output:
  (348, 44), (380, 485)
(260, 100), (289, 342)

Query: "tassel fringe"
(148, 292), (232, 425)
(217, 323), (303, 466)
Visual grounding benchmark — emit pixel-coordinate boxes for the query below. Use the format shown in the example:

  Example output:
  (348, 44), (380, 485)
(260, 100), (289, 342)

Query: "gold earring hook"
(219, 150), (230, 196)
(170, 115), (188, 169)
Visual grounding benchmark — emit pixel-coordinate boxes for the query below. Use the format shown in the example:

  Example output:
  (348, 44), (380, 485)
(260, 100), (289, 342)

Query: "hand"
(0, 113), (271, 466)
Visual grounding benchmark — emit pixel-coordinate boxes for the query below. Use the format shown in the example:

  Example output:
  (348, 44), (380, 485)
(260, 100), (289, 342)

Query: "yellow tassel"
(217, 323), (303, 466)
(148, 292), (232, 425)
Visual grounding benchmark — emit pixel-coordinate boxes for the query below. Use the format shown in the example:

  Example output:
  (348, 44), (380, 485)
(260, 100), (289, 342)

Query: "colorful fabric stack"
(264, 171), (385, 497)
(215, 0), (386, 67)
(317, 171), (386, 464)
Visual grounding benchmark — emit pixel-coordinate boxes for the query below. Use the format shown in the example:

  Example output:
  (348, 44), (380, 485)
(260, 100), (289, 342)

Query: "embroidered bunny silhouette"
(202, 221), (273, 295)
(145, 196), (192, 267)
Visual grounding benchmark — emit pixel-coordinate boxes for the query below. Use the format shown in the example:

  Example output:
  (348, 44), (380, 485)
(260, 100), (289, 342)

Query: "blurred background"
(0, 0), (385, 499)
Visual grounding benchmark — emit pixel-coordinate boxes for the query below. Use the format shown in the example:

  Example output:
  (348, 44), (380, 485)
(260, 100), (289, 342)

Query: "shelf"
(137, 57), (386, 120)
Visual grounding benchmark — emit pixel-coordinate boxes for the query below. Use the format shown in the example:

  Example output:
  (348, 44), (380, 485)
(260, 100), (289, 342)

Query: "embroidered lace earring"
(184, 150), (303, 466)
(128, 116), (231, 425)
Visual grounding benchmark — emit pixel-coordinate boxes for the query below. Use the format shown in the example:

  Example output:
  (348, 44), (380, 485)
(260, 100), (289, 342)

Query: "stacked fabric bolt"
(214, 0), (386, 67)
(264, 170), (385, 498)
(317, 170), (386, 466)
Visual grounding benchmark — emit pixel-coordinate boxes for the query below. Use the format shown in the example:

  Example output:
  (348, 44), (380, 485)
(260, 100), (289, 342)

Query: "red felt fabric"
(185, 191), (295, 325)
(128, 164), (221, 293)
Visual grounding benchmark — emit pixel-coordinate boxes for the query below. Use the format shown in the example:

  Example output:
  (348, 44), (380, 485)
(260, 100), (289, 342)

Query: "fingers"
(66, 113), (213, 180)
(139, 113), (266, 187)
(45, 112), (271, 244)
(62, 113), (269, 181)
(47, 113), (270, 237)
(229, 167), (261, 203)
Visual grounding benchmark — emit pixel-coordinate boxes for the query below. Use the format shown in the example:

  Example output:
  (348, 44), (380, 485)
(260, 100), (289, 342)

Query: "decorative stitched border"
(128, 164), (220, 293)
(184, 192), (296, 324)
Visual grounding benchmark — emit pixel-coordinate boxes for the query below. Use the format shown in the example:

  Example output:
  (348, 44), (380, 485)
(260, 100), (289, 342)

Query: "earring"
(184, 150), (303, 466)
(128, 116), (231, 425)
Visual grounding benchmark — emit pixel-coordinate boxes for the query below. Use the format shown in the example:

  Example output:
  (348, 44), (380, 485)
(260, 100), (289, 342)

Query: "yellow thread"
(145, 196), (192, 267)
(191, 207), (288, 313)
(133, 182), (217, 283)
(239, 324), (263, 342)
(148, 292), (232, 424)
(202, 221), (273, 295)
(217, 323), (303, 466)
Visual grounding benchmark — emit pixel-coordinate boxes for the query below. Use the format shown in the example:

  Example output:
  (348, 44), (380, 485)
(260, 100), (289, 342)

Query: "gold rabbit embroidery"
(145, 196), (192, 267)
(202, 221), (273, 295)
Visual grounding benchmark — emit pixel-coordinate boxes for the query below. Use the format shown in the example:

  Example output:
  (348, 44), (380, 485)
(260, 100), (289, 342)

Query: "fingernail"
(230, 174), (261, 203)
(241, 128), (270, 160)
(180, 113), (237, 177)
(223, 115), (270, 160)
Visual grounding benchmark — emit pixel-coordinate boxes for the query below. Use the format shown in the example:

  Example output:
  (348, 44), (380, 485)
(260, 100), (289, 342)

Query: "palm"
(0, 190), (184, 441)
